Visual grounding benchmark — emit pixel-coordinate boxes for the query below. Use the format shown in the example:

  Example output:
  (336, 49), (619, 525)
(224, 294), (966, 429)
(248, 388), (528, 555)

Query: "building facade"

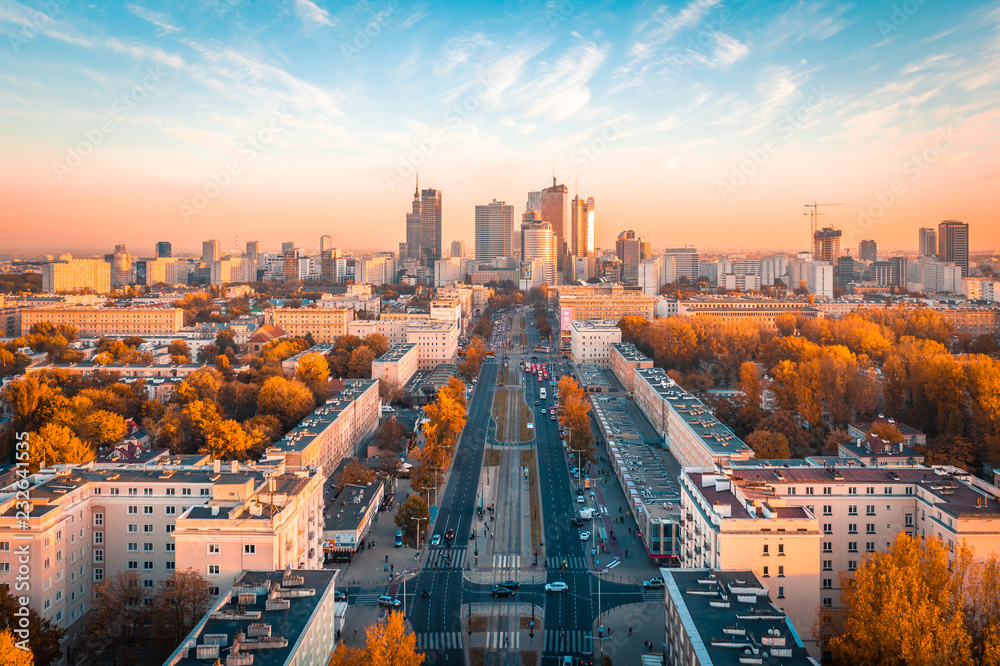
(569, 320), (622, 368)
(20, 307), (184, 336)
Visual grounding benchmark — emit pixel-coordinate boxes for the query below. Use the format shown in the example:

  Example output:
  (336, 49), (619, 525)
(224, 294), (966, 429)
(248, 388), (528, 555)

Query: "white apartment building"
(434, 257), (463, 287)
(722, 272), (761, 292)
(907, 257), (963, 294)
(569, 320), (622, 368)
(807, 261), (833, 298)
(209, 256), (256, 285)
(42, 259), (111, 295)
(680, 463), (1000, 659)
(371, 343), (418, 388)
(406, 319), (459, 370)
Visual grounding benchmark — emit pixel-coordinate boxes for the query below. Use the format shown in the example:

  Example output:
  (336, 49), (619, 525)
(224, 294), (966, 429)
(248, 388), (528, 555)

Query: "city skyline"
(1, 1), (998, 254)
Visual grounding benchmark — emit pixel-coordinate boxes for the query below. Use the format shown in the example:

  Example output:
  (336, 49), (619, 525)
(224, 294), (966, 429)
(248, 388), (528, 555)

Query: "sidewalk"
(592, 601), (664, 666)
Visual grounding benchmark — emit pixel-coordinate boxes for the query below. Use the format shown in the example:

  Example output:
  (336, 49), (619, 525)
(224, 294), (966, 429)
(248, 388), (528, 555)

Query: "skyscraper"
(859, 240), (877, 262)
(541, 177), (568, 273)
(202, 239), (220, 263)
(451, 240), (465, 259)
(526, 191), (542, 213)
(108, 244), (132, 287)
(281, 241), (295, 254)
(521, 219), (558, 286)
(245, 241), (260, 262)
(664, 247), (700, 281)
(156, 241), (172, 258)
(615, 230), (651, 286)
(475, 199), (513, 262)
(585, 197), (595, 255)
(918, 227), (937, 257)
(570, 195), (590, 257)
(320, 235), (333, 252)
(937, 220), (969, 277)
(812, 227), (842, 263)
(404, 179), (442, 268)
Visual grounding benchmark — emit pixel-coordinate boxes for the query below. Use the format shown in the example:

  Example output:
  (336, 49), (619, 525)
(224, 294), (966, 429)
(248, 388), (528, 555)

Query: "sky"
(0, 0), (998, 257)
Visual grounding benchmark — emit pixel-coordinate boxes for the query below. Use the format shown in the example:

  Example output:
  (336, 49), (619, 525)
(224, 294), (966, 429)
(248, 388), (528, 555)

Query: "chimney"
(213, 459), (221, 474)
(269, 476), (276, 492)
(212, 505), (219, 516)
(230, 460), (238, 473)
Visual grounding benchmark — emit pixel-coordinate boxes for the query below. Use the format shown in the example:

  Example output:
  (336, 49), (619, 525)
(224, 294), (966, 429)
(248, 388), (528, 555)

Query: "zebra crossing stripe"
(543, 630), (590, 653)
(487, 631), (519, 649)
(416, 632), (464, 650)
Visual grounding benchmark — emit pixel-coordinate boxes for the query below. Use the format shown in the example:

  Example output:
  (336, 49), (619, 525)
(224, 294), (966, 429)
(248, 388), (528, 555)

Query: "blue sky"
(1, 0), (998, 255)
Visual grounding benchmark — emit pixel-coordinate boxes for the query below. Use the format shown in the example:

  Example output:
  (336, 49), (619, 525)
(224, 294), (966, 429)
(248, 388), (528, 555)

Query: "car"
(577, 495), (585, 503)
(560, 432), (565, 439)
(377, 595), (402, 608)
(580, 531), (591, 541)
(563, 657), (574, 666)
(492, 586), (515, 598)
(445, 528), (455, 541)
(431, 534), (441, 545)
(501, 580), (520, 590)
(590, 490), (595, 497)
(643, 577), (665, 589)
(545, 582), (569, 593)
(333, 590), (347, 601)
(570, 517), (583, 527)
(534, 400), (539, 406)
(551, 415), (556, 420)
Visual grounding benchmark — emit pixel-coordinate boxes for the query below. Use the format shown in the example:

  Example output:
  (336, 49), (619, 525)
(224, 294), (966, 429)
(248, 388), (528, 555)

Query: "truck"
(579, 507), (596, 520)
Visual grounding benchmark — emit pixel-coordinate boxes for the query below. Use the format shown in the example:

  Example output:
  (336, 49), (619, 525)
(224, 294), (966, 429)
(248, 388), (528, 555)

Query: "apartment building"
(663, 569), (816, 666)
(371, 343), (419, 388)
(262, 379), (381, 472)
(280, 343), (335, 374)
(24, 362), (249, 379)
(266, 307), (353, 343)
(42, 259), (111, 294)
(935, 306), (1000, 337)
(406, 319), (459, 370)
(165, 569), (339, 666)
(680, 463), (1000, 657)
(0, 461), (323, 660)
(552, 284), (657, 321)
(0, 305), (21, 337)
(570, 320), (621, 368)
(632, 367), (755, 467)
(209, 256), (256, 285)
(677, 298), (815, 325)
(609, 342), (654, 392)
(20, 307), (185, 336)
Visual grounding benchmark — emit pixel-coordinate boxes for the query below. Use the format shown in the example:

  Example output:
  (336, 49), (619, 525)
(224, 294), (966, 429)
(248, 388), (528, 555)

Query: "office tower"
(245, 240), (260, 261)
(859, 240), (877, 262)
(541, 177), (568, 272)
(937, 220), (969, 277)
(664, 247), (700, 281)
(404, 179), (442, 268)
(616, 230), (651, 286)
(156, 241), (172, 258)
(918, 227), (937, 257)
(320, 235), (334, 252)
(526, 191), (542, 213)
(889, 256), (907, 286)
(281, 241), (295, 254)
(570, 195), (592, 258)
(585, 197), (595, 254)
(835, 256), (856, 289)
(108, 244), (132, 287)
(812, 227), (841, 263)
(475, 199), (514, 262)
(521, 219), (558, 286)
(202, 239), (220, 263)
(450, 240), (465, 259)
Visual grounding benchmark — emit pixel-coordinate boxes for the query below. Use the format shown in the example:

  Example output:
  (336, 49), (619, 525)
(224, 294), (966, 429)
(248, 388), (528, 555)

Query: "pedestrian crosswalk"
(426, 547), (466, 569)
(492, 554), (520, 569)
(643, 588), (665, 601)
(486, 631), (521, 649)
(545, 555), (588, 570)
(415, 632), (464, 650)
(543, 630), (591, 653)
(354, 592), (380, 606)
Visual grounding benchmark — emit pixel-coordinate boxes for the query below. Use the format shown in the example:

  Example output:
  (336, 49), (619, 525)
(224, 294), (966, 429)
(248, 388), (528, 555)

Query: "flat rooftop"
(611, 342), (652, 363)
(324, 481), (383, 532)
(375, 343), (416, 363)
(570, 320), (622, 331)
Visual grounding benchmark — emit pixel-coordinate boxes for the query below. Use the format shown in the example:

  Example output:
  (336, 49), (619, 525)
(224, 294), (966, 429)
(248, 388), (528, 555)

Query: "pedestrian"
(628, 626), (632, 636)
(385, 554), (389, 562)
(354, 629), (358, 638)
(625, 549), (628, 558)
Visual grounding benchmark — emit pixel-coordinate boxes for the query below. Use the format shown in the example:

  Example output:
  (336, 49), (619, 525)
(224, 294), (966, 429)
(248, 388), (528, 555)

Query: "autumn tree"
(828, 533), (972, 666)
(86, 570), (151, 664)
(867, 421), (904, 443)
(167, 339), (191, 362)
(0, 586), (63, 666)
(295, 352), (331, 401)
(257, 376), (316, 429)
(335, 459), (377, 487)
(376, 418), (405, 453)
(30, 423), (94, 470)
(745, 429), (790, 460)
(394, 495), (430, 548)
(458, 335), (487, 381)
(410, 441), (450, 498)
(736, 361), (764, 430)
(77, 409), (127, 446)
(0, 627), (32, 665)
(557, 376), (595, 463)
(154, 569), (211, 654)
(329, 611), (423, 666)
(774, 312), (797, 337)
(422, 378), (467, 455)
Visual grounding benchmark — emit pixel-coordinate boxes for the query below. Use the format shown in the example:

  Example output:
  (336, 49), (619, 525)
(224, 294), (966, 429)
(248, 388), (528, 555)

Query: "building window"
(806, 487), (814, 495)
(165, 525), (175, 534)
(823, 524), (832, 534)
(777, 586), (785, 599)
(143, 525), (153, 533)
(166, 488), (175, 496)
(200, 489), (210, 496)
(849, 542), (858, 552)
(822, 579), (832, 589)
(866, 487), (875, 495)
(94, 532), (103, 545)
(143, 580), (154, 589)
(208, 565), (220, 576)
(127, 561), (138, 570)
(182, 488), (191, 496)
(165, 506), (176, 515)
(127, 543), (138, 552)
(823, 505), (832, 516)
(143, 506), (153, 515)
(128, 524), (138, 533)
(778, 566), (785, 577)
(884, 487), (893, 495)
(143, 561), (154, 570)
(143, 543), (154, 552)
(905, 514), (914, 527)
(94, 513), (104, 527)
(787, 487), (796, 495)
(823, 560), (832, 571)
(906, 487), (914, 495)
(848, 505), (857, 516)
(94, 550), (103, 563)
(849, 560), (858, 571)
(128, 488), (137, 496)
(866, 505), (876, 516)
(128, 506), (138, 515)
(849, 487), (857, 495)
(762, 566), (769, 577)
(144, 488), (152, 496)
(823, 597), (833, 608)
(866, 524), (876, 534)
(848, 524), (857, 534)
(0, 563), (8, 574)
(762, 544), (769, 556)
(866, 542), (876, 552)
(823, 487), (832, 495)
(823, 542), (832, 553)
(208, 544), (220, 555)
(244, 544), (255, 555)
(209, 586), (220, 596)
(165, 543), (175, 552)
(778, 544), (785, 556)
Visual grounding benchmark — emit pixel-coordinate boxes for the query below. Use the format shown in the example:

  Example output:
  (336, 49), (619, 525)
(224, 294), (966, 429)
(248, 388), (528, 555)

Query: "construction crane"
(804, 201), (844, 250)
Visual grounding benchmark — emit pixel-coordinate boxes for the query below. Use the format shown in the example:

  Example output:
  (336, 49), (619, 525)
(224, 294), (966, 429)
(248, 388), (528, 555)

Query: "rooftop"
(570, 319), (623, 331)
(374, 343), (417, 363)
(167, 569), (338, 666)
(324, 481), (384, 533)
(611, 342), (653, 363)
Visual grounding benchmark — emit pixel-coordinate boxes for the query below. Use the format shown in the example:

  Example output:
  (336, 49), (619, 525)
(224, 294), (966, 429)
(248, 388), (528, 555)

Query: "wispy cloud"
(688, 33), (750, 67)
(521, 42), (608, 121)
(648, 0), (724, 43)
(291, 0), (336, 28)
(127, 4), (179, 35)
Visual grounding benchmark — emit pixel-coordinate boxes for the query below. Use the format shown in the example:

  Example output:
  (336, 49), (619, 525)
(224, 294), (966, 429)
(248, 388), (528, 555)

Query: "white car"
(577, 495), (585, 503)
(545, 582), (568, 593)
(431, 534), (441, 545)
(580, 531), (591, 541)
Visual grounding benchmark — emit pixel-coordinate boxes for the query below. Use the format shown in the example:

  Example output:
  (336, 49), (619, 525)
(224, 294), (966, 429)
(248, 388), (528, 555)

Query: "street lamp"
(412, 516), (426, 551)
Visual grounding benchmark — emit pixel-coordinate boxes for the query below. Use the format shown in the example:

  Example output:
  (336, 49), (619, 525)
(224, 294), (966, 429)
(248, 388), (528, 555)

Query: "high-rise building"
(859, 239), (877, 262)
(521, 219), (558, 286)
(156, 241), (171, 258)
(320, 235), (334, 252)
(404, 179), (442, 270)
(541, 177), (568, 272)
(585, 197), (595, 255)
(918, 227), (937, 257)
(938, 220), (969, 277)
(108, 244), (132, 287)
(526, 191), (542, 213)
(245, 240), (260, 262)
(663, 247), (700, 282)
(202, 239), (220, 263)
(41, 259), (112, 294)
(812, 227), (842, 262)
(450, 240), (465, 258)
(475, 199), (513, 262)
(570, 195), (587, 257)
(616, 230), (651, 286)
(281, 241), (295, 254)
(835, 256), (856, 289)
